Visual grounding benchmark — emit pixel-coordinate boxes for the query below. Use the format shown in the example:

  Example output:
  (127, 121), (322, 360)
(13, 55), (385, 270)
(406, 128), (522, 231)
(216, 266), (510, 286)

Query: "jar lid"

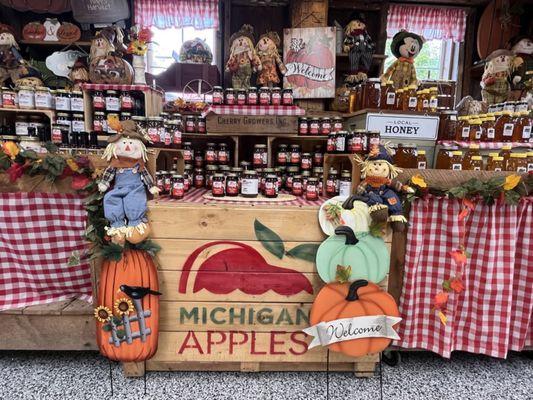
(35, 86), (49, 91)
(452, 151), (463, 156)
(418, 150), (426, 155)
(408, 84), (417, 89)
(488, 152), (499, 158)
(501, 144), (512, 150)
(172, 174), (182, 178)
(282, 88), (292, 92)
(308, 177), (318, 182)
(263, 168), (275, 172)
(57, 112), (69, 117)
(302, 152), (311, 156)
(121, 112), (132, 116)
(73, 113), (84, 118)
(94, 111), (105, 115)
(279, 144), (288, 148)
(260, 86), (270, 90)
(106, 90), (118, 94)
(56, 89), (68, 94)
(72, 90), (82, 95)
(510, 153), (527, 158)
(231, 167), (243, 172)
(441, 110), (457, 114)
(255, 144), (267, 148)
(213, 173), (225, 178)
(368, 78), (381, 82)
(470, 156), (482, 161)
(18, 86), (34, 90)
(206, 142), (216, 146)
(132, 116), (146, 121)
(429, 86), (438, 91)
(333, 116), (343, 121)
(321, 117), (331, 120)
(287, 166), (299, 172)
(469, 144), (480, 149)
(493, 156), (504, 161)
(272, 87), (281, 90)
(213, 86), (223, 89)
(266, 174), (277, 179)
(527, 152), (533, 156)
(225, 88), (234, 91)
(299, 117), (307, 121)
(207, 165), (218, 170)
(398, 143), (416, 148)
(244, 170), (257, 175)
(227, 173), (238, 178)
(341, 171), (351, 177)
(248, 87), (257, 90)
(219, 165), (231, 171)
(148, 116), (163, 121)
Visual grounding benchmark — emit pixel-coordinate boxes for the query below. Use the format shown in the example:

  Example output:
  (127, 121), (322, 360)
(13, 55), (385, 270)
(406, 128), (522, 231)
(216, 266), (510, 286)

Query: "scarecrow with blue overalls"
(344, 144), (414, 232)
(98, 117), (159, 245)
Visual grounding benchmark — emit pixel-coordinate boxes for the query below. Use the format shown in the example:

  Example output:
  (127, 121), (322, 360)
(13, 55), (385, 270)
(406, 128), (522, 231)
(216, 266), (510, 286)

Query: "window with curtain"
(384, 4), (467, 81)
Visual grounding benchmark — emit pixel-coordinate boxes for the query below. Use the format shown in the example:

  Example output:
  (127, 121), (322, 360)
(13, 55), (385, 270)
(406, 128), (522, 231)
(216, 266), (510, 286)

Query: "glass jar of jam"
(205, 165), (218, 189)
(313, 145), (324, 166)
(449, 151), (463, 170)
(271, 87), (281, 105)
(253, 144), (268, 168)
(104, 90), (120, 112)
(301, 152), (312, 170)
(242, 170), (259, 198)
(120, 112), (132, 121)
(225, 173), (239, 196)
(72, 113), (84, 133)
(18, 86), (35, 109)
(264, 174), (279, 198)
(363, 78), (381, 109)
(212, 174), (226, 197)
(93, 111), (105, 132)
(119, 90), (133, 111)
(507, 153), (528, 172)
(92, 90), (105, 110)
(217, 143), (229, 165)
(34, 86), (53, 110)
(515, 111), (531, 143)
(171, 175), (185, 199)
(193, 168), (205, 188)
(183, 166), (193, 192)
(326, 168), (339, 197)
(332, 117), (343, 132)
(1, 87), (16, 108)
(298, 117), (308, 135)
(417, 150), (427, 169)
(247, 87), (258, 105)
(306, 177), (319, 200)
(147, 117), (163, 144)
(205, 142), (217, 165)
(469, 118), (483, 141)
(367, 130), (380, 149)
(236, 89), (246, 105)
(438, 111), (458, 141)
(55, 89), (71, 111)
(290, 175), (302, 196)
(212, 86), (224, 104)
(320, 118), (331, 136)
(282, 88), (293, 105)
(197, 116), (206, 133)
(285, 166), (299, 190)
(57, 112), (72, 133)
(185, 116), (196, 133)
(309, 118), (320, 135)
(194, 155), (204, 168)
(182, 141), (194, 164)
(277, 144), (288, 165)
(349, 129), (365, 153)
(259, 87), (270, 105)
(225, 88), (235, 105)
(335, 131), (347, 153)
(406, 85), (418, 111)
(326, 132), (336, 153)
(161, 171), (171, 194)
(380, 80), (395, 110)
(339, 171), (352, 197)
(394, 143), (417, 168)
(289, 144), (301, 165)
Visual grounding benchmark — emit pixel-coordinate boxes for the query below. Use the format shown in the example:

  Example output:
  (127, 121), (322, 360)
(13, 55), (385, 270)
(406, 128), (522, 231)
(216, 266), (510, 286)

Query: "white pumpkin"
(318, 196), (371, 236)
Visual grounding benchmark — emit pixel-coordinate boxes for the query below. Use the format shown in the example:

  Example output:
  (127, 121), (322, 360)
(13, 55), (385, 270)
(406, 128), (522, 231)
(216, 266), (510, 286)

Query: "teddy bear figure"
(98, 118), (159, 245)
(343, 13), (375, 83)
(380, 30), (425, 89)
(480, 49), (515, 105)
(255, 31), (286, 88)
(225, 24), (262, 89)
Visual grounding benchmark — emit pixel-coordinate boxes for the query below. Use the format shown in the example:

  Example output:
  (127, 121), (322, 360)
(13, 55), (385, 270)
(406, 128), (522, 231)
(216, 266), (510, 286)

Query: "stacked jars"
(298, 116), (343, 136)
(326, 130), (380, 155)
(215, 86), (294, 106)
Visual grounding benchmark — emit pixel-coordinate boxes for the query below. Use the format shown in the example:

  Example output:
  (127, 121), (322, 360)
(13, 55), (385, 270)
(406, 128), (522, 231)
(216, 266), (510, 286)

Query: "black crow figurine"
(120, 285), (162, 300)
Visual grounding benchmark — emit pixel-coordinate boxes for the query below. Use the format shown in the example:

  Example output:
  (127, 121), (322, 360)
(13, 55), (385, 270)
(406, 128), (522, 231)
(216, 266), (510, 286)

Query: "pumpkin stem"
(334, 226), (358, 245)
(346, 280), (368, 301)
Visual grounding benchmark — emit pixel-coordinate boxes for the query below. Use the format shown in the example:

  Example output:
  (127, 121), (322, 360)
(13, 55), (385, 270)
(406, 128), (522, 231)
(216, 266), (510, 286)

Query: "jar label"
(237, 94), (246, 105)
(528, 163), (533, 172)
(186, 120), (195, 132)
(147, 127), (159, 142)
(277, 152), (287, 164)
(461, 127), (470, 138)
(301, 159), (311, 169)
(218, 151), (228, 163)
(473, 167), (481, 171)
(408, 97), (417, 108)
(93, 119), (103, 132)
(173, 131), (182, 145)
(386, 93), (395, 105)
(430, 98), (438, 109)
(51, 127), (62, 143)
(475, 129), (482, 140)
(487, 128), (495, 139)
(503, 123), (514, 136)
(194, 175), (204, 187)
(452, 163), (462, 170)
(292, 181), (302, 195)
(351, 137), (363, 152)
(197, 121), (206, 133)
(290, 152), (301, 164)
(18, 92), (34, 108)
(227, 180), (239, 194)
(504, 104), (514, 112)
(163, 132), (171, 146)
(494, 167), (502, 171)
(313, 154), (323, 164)
(183, 149), (193, 161)
(213, 93), (223, 104)
(212, 181), (224, 195)
(226, 94), (235, 105)
(55, 96), (71, 111)
(265, 181), (277, 196)
(271, 93), (281, 105)
(105, 97), (120, 111)
(259, 93), (270, 105)
(206, 150), (216, 162)
(121, 96), (133, 110)
(241, 178), (259, 195)
(2, 93), (15, 106)
(516, 167), (527, 173)
(417, 161), (427, 169)
(326, 179), (336, 193)
(422, 99), (429, 109)
(522, 125), (531, 139)
(335, 136), (345, 152)
(15, 121), (28, 136)
(164, 178), (172, 192)
(71, 97), (84, 112)
(72, 119), (84, 133)
(327, 138), (335, 152)
(369, 137), (380, 146)
(339, 181), (351, 197)
(247, 93), (257, 104)
(93, 95), (105, 108)
(172, 182), (184, 198)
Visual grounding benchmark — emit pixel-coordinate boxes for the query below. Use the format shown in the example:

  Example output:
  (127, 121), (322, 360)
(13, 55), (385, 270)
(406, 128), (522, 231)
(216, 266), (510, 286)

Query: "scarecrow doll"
(508, 35), (533, 95)
(342, 13), (375, 83)
(98, 118), (159, 245)
(380, 30), (424, 89)
(0, 25), (27, 86)
(480, 49), (514, 105)
(255, 31), (286, 87)
(346, 144), (414, 232)
(68, 57), (89, 90)
(225, 24), (262, 89)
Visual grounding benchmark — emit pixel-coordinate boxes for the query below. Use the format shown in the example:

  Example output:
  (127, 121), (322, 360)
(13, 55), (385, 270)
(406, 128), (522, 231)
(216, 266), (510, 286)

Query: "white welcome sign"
(303, 315), (402, 349)
(366, 113), (440, 141)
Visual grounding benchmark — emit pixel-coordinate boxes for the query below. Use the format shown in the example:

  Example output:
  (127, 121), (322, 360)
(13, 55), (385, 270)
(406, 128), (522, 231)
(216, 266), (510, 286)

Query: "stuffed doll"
(345, 144), (414, 232)
(343, 13), (375, 83)
(480, 49), (514, 105)
(508, 35), (533, 96)
(380, 30), (424, 90)
(13, 65), (43, 88)
(99, 118), (159, 245)
(89, 27), (133, 85)
(225, 24), (262, 89)
(90, 28), (116, 60)
(68, 57), (89, 90)
(255, 31), (286, 87)
(0, 25), (26, 86)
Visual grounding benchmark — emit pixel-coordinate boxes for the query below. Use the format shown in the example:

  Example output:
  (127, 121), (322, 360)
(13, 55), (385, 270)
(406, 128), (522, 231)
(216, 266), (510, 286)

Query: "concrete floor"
(0, 350), (531, 400)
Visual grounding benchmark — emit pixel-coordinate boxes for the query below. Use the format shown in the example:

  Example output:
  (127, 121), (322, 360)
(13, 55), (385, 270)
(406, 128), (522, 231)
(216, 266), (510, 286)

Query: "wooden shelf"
(0, 107), (55, 119)
(184, 132), (328, 139)
(336, 53), (388, 60)
(20, 39), (91, 47)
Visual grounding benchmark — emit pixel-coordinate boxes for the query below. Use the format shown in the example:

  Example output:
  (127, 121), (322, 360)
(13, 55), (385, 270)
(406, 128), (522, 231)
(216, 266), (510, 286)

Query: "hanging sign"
(283, 27), (336, 99)
(366, 112), (440, 141)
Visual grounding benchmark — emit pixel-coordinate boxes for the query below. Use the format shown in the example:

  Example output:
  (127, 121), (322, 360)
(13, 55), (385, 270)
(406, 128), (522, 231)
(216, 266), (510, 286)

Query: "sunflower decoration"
(114, 297), (134, 316)
(94, 305), (112, 323)
(127, 40), (148, 56)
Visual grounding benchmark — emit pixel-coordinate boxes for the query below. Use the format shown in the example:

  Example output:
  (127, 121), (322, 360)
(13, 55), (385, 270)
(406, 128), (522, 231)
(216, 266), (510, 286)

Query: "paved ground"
(0, 350), (531, 399)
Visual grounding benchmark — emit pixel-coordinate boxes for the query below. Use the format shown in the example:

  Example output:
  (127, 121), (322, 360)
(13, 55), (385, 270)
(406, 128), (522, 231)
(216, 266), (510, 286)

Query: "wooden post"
(122, 361), (146, 377)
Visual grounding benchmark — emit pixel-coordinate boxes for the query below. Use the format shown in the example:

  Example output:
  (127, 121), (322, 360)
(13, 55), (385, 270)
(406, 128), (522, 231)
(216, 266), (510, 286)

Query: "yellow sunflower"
(94, 305), (112, 322)
(114, 298), (134, 316)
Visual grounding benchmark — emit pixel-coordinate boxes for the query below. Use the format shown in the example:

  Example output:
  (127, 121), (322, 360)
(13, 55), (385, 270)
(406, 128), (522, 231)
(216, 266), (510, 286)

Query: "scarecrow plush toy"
(342, 13), (375, 83)
(508, 35), (533, 95)
(99, 118), (159, 245)
(68, 57), (89, 90)
(225, 24), (262, 89)
(0, 24), (30, 86)
(255, 31), (286, 87)
(380, 30), (424, 89)
(347, 144), (414, 232)
(480, 49), (514, 105)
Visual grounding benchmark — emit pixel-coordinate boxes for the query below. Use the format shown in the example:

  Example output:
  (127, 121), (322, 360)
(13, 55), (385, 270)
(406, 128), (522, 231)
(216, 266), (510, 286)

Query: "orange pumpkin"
(22, 22), (46, 41)
(57, 22), (81, 43)
(95, 249), (160, 362)
(309, 280), (400, 357)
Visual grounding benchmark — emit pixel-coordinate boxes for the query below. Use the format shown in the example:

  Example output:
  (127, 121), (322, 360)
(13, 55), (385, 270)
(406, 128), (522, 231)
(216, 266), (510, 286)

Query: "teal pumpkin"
(316, 226), (389, 284)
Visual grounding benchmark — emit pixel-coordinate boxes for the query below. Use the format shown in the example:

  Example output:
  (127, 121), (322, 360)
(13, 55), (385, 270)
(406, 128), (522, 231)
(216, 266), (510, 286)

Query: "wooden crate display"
(138, 201), (391, 376)
(323, 153), (362, 196)
(206, 113), (298, 134)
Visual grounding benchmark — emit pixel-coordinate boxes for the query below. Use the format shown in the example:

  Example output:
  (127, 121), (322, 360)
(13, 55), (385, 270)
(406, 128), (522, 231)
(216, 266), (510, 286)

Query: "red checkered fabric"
(396, 195), (533, 358)
(0, 193), (92, 311)
(387, 4), (467, 42)
(81, 83), (164, 96)
(153, 188), (324, 207)
(203, 105), (306, 117)
(134, 0), (219, 30)
(438, 141), (533, 150)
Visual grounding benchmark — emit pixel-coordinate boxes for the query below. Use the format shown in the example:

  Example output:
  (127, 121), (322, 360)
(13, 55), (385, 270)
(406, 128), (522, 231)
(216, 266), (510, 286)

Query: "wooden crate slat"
(61, 298), (94, 315)
(22, 298), (75, 315)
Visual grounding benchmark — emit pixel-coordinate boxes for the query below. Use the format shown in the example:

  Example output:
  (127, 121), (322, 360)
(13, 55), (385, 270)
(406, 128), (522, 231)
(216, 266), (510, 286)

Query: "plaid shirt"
(100, 166), (154, 189)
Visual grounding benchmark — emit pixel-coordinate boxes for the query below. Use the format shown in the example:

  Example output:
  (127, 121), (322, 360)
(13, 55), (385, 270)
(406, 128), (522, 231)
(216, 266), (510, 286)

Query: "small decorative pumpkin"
(95, 250), (161, 362)
(309, 280), (400, 357)
(22, 22), (46, 41)
(316, 226), (389, 284)
(318, 195), (370, 236)
(57, 22), (81, 43)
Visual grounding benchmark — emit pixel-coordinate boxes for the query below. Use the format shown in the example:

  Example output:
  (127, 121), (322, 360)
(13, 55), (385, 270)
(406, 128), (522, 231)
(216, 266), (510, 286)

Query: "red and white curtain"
(387, 4), (467, 42)
(134, 0), (219, 30)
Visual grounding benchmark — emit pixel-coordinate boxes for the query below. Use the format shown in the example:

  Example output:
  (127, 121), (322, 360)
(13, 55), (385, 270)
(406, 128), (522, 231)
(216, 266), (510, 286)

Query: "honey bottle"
(449, 150), (463, 170)
(399, 88), (408, 110)
(435, 147), (455, 169)
(429, 87), (439, 111)
(482, 114), (496, 142)
(457, 116), (471, 141)
(416, 150), (428, 169)
(499, 145), (512, 169)
(422, 89), (430, 111)
(468, 118), (483, 141)
(381, 81), (396, 110)
(415, 90), (424, 111)
(495, 110), (515, 142)
(487, 156), (505, 171)
(515, 111), (531, 143)
(463, 143), (480, 166)
(507, 153), (528, 173)
(527, 151), (533, 172)
(407, 85), (418, 111)
(468, 155), (484, 171)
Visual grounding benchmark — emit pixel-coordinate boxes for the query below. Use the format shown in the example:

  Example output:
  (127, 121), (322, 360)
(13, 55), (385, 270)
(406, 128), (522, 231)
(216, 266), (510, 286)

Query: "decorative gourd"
(309, 280), (400, 357)
(316, 226), (389, 284)
(95, 250), (160, 362)
(57, 22), (81, 43)
(22, 22), (46, 41)
(318, 196), (370, 236)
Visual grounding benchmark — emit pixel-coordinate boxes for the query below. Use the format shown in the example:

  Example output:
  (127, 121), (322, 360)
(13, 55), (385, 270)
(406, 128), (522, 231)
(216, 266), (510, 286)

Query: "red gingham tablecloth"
(202, 104), (305, 117)
(0, 192), (92, 311)
(396, 196), (533, 358)
(81, 83), (164, 95)
(152, 188), (324, 207)
(438, 141), (533, 149)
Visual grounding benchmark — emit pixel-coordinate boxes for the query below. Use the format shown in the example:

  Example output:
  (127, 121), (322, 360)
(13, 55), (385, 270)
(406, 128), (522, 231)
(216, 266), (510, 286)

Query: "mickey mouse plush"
(380, 30), (425, 89)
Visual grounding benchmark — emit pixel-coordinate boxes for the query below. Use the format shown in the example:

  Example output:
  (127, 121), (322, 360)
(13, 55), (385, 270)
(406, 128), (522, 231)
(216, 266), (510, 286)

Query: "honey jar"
(499, 145), (512, 169)
(468, 118), (483, 141)
(462, 143), (480, 167)
(507, 153), (528, 173)
(495, 110), (515, 142)
(394, 143), (417, 168)
(527, 151), (533, 172)
(380, 80), (395, 110)
(416, 150), (427, 169)
(482, 114), (496, 141)
(438, 111), (458, 141)
(395, 88), (404, 110)
(429, 87), (439, 111)
(456, 116), (471, 141)
(487, 156), (504, 171)
(435, 148), (454, 169)
(449, 151), (463, 170)
(406, 85), (418, 111)
(514, 111), (531, 142)
(363, 78), (381, 109)
(468, 155), (484, 171)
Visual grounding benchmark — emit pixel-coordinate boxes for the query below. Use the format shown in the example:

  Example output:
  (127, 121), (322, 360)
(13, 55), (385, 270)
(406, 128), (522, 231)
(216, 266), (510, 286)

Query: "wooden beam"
(122, 362), (146, 377)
